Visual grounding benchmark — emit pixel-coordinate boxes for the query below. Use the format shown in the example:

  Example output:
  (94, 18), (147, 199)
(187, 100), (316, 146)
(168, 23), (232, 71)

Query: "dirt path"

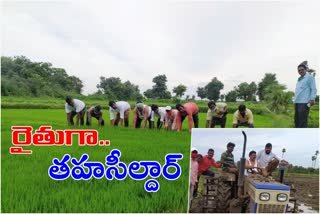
(286, 175), (319, 212)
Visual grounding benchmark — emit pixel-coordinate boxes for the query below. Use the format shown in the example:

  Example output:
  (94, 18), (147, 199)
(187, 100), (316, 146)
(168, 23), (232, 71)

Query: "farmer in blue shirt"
(294, 63), (317, 128)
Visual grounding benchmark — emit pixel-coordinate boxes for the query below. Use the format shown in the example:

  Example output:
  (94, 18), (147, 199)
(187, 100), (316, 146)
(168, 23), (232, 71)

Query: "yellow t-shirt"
(233, 108), (254, 124)
(206, 102), (227, 119)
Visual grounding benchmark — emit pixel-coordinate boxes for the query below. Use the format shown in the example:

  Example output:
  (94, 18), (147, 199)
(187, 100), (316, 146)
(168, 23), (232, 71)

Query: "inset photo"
(189, 128), (319, 213)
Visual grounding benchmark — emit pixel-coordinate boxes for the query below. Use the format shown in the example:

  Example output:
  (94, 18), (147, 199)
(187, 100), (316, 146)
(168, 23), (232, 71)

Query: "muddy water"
(288, 202), (318, 213)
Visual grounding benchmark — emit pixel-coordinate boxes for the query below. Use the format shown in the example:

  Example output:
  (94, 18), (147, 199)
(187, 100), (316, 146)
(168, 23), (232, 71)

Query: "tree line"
(2, 56), (317, 113)
(1, 56), (83, 97)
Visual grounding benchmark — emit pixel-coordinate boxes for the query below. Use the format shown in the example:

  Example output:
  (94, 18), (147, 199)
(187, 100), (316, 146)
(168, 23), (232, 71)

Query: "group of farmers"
(189, 143), (289, 202)
(64, 61), (316, 130)
(64, 97), (255, 131)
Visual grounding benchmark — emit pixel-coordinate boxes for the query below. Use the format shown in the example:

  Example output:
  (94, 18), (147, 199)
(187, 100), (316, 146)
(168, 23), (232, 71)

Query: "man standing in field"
(109, 101), (131, 127)
(86, 105), (104, 126)
(164, 106), (179, 131)
(294, 62), (317, 128)
(232, 104), (254, 128)
(190, 148), (199, 208)
(65, 96), (86, 126)
(176, 102), (199, 132)
(133, 102), (154, 128)
(257, 143), (288, 177)
(206, 101), (228, 128)
(220, 142), (238, 173)
(151, 104), (167, 129)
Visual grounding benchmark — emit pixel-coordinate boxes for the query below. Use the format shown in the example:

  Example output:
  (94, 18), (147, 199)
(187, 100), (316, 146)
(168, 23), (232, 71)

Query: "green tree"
(225, 90), (238, 102)
(172, 84), (187, 99)
(236, 82), (257, 101)
(97, 76), (142, 100)
(1, 56), (84, 97)
(264, 84), (293, 113)
(257, 73), (279, 100)
(205, 77), (224, 101)
(197, 87), (207, 100)
(144, 74), (171, 99)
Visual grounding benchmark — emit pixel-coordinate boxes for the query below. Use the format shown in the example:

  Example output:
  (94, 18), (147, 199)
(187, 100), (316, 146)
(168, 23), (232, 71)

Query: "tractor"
(199, 131), (296, 213)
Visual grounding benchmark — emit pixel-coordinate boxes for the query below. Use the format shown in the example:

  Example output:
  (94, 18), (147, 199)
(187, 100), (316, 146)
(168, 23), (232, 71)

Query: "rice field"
(1, 109), (190, 213)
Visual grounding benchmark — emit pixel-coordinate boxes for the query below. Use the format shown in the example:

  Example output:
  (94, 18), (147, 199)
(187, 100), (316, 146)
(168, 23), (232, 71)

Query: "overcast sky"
(2, 0), (320, 96)
(191, 128), (319, 168)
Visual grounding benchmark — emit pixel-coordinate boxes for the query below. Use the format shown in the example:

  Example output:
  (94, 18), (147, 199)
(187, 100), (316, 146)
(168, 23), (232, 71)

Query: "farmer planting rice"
(65, 96), (86, 126)
(133, 102), (154, 128)
(109, 101), (131, 127)
(151, 104), (167, 129)
(232, 104), (254, 128)
(206, 101), (228, 128)
(164, 106), (179, 131)
(86, 105), (104, 126)
(176, 102), (199, 132)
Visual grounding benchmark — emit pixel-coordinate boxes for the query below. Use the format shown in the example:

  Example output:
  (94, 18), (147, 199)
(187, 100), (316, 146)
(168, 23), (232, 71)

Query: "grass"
(2, 96), (318, 127)
(1, 109), (191, 213)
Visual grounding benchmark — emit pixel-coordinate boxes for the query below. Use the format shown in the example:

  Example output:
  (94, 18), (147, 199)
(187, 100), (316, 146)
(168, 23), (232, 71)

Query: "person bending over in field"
(176, 102), (199, 132)
(109, 101), (131, 127)
(86, 105), (104, 126)
(220, 142), (238, 174)
(257, 143), (288, 177)
(164, 106), (179, 131)
(151, 104), (167, 129)
(206, 101), (228, 128)
(65, 96), (86, 126)
(232, 104), (254, 128)
(193, 149), (221, 197)
(133, 102), (154, 128)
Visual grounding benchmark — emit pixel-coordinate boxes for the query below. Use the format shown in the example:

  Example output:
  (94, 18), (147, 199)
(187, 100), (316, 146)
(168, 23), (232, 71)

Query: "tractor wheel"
(217, 181), (232, 212)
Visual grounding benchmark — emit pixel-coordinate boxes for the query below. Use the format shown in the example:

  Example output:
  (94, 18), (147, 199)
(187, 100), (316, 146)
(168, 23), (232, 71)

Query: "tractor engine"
(245, 174), (290, 213)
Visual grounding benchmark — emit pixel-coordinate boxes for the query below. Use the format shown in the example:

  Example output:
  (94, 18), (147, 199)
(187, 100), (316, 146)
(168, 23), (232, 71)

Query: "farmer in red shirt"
(193, 148), (221, 197)
(175, 102), (199, 132)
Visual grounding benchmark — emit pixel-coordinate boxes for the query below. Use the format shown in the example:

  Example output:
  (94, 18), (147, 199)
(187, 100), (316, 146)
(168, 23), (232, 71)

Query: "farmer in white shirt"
(257, 143), (288, 177)
(65, 96), (86, 126)
(164, 106), (179, 131)
(151, 104), (167, 129)
(109, 101), (131, 127)
(133, 102), (154, 128)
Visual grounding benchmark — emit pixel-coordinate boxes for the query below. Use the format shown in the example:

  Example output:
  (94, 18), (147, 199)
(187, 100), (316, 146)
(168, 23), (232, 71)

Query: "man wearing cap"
(86, 105), (104, 126)
(151, 104), (167, 129)
(164, 106), (179, 131)
(294, 62), (317, 128)
(109, 101), (131, 127)
(65, 96), (86, 126)
(206, 101), (228, 128)
(257, 143), (288, 177)
(220, 142), (237, 173)
(133, 102), (154, 128)
(176, 102), (199, 132)
(232, 104), (254, 128)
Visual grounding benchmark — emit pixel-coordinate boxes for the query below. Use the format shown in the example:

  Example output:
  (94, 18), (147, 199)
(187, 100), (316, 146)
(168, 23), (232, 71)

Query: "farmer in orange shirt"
(175, 102), (199, 132)
(193, 148), (221, 197)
